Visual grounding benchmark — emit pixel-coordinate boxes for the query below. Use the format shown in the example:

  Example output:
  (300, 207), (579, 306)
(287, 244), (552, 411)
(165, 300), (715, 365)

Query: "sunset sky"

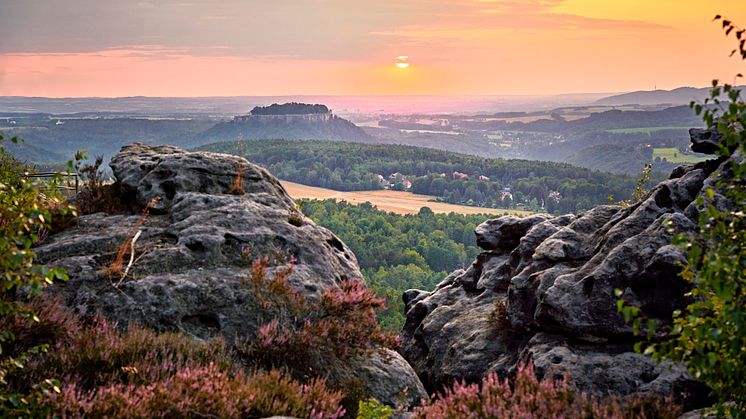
(1, 0), (745, 97)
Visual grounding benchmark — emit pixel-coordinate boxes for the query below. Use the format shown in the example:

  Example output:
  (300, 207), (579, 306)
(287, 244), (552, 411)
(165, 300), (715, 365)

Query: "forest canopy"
(200, 139), (652, 214)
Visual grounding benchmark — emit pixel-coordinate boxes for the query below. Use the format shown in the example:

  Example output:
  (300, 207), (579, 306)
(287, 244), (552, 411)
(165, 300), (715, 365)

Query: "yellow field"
(280, 181), (537, 216)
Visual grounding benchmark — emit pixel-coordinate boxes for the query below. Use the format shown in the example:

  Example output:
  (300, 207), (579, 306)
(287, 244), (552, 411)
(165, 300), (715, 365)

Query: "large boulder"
(37, 143), (426, 407)
(401, 132), (730, 410)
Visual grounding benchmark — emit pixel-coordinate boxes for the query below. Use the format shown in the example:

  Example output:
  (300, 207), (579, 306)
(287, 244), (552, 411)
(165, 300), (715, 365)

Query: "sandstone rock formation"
(37, 143), (426, 407)
(401, 130), (732, 409)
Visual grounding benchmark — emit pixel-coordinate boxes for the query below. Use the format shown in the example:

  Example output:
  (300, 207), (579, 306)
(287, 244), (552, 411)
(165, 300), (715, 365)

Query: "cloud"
(135, 1), (155, 9)
(371, 0), (670, 46)
(0, 0), (672, 63)
(475, 0), (567, 13)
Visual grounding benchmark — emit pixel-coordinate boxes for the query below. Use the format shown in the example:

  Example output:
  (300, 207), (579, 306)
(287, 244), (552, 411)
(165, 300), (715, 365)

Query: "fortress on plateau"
(232, 102), (334, 124)
(198, 102), (372, 143)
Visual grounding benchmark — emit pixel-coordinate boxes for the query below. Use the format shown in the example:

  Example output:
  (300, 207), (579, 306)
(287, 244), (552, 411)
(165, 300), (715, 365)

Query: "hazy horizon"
(0, 92), (643, 116)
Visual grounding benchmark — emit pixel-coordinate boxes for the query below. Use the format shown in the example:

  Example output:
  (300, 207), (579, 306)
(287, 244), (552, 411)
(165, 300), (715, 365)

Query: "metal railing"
(22, 172), (79, 194)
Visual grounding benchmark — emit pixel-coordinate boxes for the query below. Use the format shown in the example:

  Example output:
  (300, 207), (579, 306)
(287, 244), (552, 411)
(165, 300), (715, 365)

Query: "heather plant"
(488, 299), (511, 334)
(415, 363), (681, 419)
(239, 257), (400, 414)
(241, 258), (400, 370)
(5, 299), (345, 418)
(49, 364), (344, 418)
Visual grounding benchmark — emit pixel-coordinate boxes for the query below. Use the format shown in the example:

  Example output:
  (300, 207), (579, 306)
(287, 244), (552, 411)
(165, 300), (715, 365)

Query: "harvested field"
(280, 181), (537, 216)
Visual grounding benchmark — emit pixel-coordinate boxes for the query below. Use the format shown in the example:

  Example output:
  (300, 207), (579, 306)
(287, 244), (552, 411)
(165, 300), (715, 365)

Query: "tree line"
(200, 139), (641, 213)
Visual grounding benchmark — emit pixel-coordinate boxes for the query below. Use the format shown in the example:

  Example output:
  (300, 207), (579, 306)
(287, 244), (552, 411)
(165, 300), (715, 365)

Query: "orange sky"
(0, 0), (744, 97)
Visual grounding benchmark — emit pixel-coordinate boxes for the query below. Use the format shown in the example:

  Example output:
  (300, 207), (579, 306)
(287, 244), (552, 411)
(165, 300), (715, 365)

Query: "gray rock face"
(38, 143), (426, 407)
(401, 132), (730, 409)
(689, 127), (722, 155)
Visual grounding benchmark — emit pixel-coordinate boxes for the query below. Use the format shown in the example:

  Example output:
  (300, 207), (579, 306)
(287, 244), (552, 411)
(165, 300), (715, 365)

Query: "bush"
(49, 365), (344, 418)
(415, 363), (681, 419)
(357, 398), (394, 419)
(0, 136), (75, 416)
(4, 300), (345, 418)
(241, 258), (399, 368)
(72, 152), (126, 214)
(238, 257), (401, 415)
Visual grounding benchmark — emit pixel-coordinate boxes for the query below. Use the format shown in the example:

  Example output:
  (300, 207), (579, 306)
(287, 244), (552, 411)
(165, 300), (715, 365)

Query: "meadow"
(605, 126), (692, 134)
(652, 147), (709, 163)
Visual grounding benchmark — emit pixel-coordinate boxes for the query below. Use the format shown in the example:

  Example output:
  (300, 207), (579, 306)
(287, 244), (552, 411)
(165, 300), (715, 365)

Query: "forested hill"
(198, 139), (652, 214)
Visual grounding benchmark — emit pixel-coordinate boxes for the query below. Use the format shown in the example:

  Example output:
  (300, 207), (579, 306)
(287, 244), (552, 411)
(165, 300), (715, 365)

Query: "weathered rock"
(351, 349), (428, 408)
(521, 333), (710, 408)
(38, 143), (425, 408)
(689, 127), (721, 155)
(402, 130), (733, 409)
(475, 214), (552, 251)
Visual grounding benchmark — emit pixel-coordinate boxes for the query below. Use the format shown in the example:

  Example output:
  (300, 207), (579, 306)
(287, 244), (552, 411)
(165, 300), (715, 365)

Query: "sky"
(0, 0), (745, 97)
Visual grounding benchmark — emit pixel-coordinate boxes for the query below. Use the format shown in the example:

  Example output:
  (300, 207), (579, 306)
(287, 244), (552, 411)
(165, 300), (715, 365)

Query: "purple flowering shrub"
(5, 299), (345, 418)
(239, 257), (402, 415)
(415, 363), (682, 419)
(241, 257), (400, 370)
(49, 364), (344, 418)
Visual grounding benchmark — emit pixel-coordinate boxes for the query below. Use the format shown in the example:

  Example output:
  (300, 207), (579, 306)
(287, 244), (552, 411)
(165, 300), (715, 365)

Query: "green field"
(605, 126), (694, 134)
(653, 147), (709, 163)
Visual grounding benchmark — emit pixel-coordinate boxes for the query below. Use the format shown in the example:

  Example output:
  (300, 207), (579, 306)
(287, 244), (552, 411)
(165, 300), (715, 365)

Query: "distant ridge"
(595, 86), (732, 106)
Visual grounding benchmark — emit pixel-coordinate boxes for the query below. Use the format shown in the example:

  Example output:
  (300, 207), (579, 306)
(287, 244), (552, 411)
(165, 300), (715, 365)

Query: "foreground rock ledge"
(37, 143), (427, 407)
(401, 130), (733, 410)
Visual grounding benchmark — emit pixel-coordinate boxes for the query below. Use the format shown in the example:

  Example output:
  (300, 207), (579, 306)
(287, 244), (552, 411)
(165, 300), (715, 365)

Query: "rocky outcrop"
(37, 143), (426, 407)
(401, 131), (731, 409)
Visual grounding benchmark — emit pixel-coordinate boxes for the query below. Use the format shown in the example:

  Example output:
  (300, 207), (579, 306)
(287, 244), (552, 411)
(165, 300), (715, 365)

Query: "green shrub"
(357, 398), (394, 419)
(0, 136), (75, 416)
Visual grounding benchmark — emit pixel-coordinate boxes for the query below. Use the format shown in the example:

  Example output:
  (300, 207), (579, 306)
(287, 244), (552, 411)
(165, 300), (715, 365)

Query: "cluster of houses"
(376, 173), (413, 190)
(374, 170), (495, 191)
(448, 171), (490, 181)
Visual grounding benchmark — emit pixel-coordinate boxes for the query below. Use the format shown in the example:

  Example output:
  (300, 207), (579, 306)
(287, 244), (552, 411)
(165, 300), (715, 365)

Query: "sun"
(395, 56), (410, 69)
